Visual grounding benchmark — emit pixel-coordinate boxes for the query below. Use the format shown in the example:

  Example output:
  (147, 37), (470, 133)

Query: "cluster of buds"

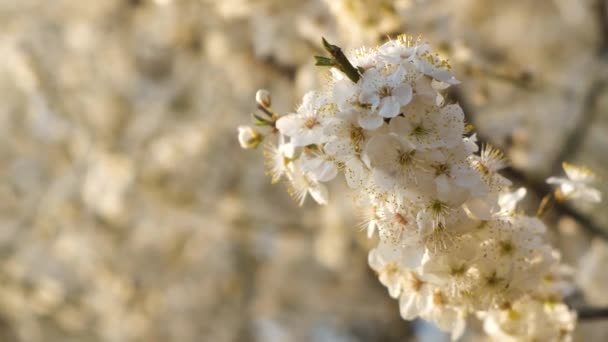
(238, 35), (601, 340)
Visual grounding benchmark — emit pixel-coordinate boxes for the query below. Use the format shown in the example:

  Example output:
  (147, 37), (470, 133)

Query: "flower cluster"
(238, 36), (586, 340)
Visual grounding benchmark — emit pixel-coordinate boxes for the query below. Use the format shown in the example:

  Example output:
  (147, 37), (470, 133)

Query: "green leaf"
(252, 113), (272, 126)
(314, 56), (335, 67)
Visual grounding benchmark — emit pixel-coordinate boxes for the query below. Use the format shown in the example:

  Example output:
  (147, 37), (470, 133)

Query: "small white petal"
(275, 114), (300, 137)
(399, 294), (422, 320)
(580, 187), (602, 203)
(324, 140), (350, 157)
(309, 183), (328, 205)
(358, 113), (384, 130)
(344, 158), (367, 189)
(546, 176), (567, 185)
(379, 97), (402, 118)
(393, 84), (413, 106)
(463, 198), (493, 220)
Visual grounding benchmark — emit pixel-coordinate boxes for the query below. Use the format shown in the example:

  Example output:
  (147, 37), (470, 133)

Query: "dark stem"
(550, 79), (607, 175)
(578, 307), (608, 320)
(595, 0), (608, 57)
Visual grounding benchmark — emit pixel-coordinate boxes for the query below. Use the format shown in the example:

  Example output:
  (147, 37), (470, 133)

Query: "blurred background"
(0, 0), (607, 341)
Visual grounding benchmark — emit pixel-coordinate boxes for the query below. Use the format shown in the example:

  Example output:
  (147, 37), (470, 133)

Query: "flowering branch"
(238, 36), (602, 341)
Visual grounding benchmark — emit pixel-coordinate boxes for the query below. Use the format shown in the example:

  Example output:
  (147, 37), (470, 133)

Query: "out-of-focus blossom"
(547, 162), (602, 203)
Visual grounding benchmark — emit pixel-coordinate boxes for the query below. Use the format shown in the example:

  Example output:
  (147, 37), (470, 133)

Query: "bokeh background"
(0, 0), (607, 341)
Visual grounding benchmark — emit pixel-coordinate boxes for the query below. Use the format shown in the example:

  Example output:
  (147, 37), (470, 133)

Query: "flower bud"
(255, 89), (272, 108)
(237, 125), (263, 149)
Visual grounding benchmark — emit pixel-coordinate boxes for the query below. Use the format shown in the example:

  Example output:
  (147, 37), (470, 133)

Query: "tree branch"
(450, 87), (608, 240)
(577, 307), (608, 320)
(550, 79), (607, 175)
(595, 0), (608, 57)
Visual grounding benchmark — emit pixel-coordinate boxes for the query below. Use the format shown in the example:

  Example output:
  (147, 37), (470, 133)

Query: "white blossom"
(237, 125), (263, 149)
(378, 38), (416, 64)
(276, 91), (333, 147)
(363, 133), (424, 191)
(255, 89), (272, 108)
(323, 110), (373, 188)
(398, 271), (432, 320)
(483, 297), (576, 342)
(299, 150), (338, 183)
(394, 102), (465, 149)
(411, 43), (460, 85)
(497, 187), (527, 216)
(359, 67), (413, 118)
(286, 164), (328, 206)
(547, 162), (602, 203)
(263, 138), (295, 184)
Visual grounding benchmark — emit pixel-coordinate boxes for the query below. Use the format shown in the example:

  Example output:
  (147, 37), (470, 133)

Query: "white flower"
(496, 188), (527, 216)
(541, 260), (576, 298)
(473, 219), (552, 303)
(398, 271), (432, 320)
(332, 77), (384, 130)
(359, 67), (413, 118)
(286, 164), (328, 206)
(323, 111), (374, 188)
(375, 201), (423, 246)
(255, 89), (272, 108)
(425, 148), (487, 202)
(482, 298), (575, 342)
(368, 245), (407, 298)
(411, 44), (459, 85)
(263, 138), (295, 184)
(347, 46), (383, 71)
(299, 150), (338, 183)
(377, 38), (416, 64)
(363, 133), (425, 191)
(421, 237), (478, 295)
(420, 291), (467, 340)
(469, 144), (511, 192)
(413, 185), (477, 239)
(276, 91), (333, 147)
(393, 102), (465, 149)
(237, 125), (263, 149)
(547, 162), (602, 203)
